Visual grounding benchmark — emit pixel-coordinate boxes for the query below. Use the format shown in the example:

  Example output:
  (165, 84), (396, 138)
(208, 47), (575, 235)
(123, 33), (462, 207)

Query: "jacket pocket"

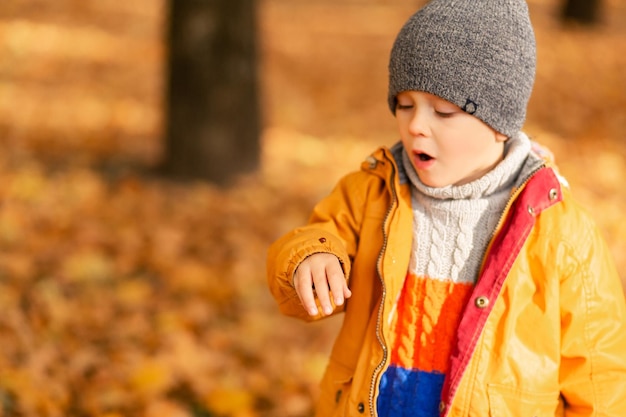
(316, 359), (354, 417)
(487, 383), (560, 417)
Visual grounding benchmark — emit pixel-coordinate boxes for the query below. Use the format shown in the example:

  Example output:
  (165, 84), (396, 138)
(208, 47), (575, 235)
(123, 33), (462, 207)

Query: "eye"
(396, 103), (414, 111)
(433, 101), (460, 118)
(435, 110), (456, 118)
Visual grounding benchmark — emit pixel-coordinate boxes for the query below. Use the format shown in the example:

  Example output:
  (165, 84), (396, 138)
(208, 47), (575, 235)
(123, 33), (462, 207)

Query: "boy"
(267, 0), (626, 416)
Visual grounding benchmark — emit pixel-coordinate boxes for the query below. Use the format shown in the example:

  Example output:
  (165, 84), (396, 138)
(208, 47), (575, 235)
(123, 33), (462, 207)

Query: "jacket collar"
(364, 137), (551, 191)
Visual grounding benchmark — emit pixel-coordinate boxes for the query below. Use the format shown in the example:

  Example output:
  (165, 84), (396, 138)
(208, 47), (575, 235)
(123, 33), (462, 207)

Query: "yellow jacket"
(267, 143), (626, 417)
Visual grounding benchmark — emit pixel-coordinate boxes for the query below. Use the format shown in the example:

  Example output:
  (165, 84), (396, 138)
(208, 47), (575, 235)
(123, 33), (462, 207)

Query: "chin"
(418, 176), (450, 188)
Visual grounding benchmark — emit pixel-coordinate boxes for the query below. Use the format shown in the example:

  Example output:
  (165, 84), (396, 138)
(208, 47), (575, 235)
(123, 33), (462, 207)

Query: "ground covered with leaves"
(0, 0), (625, 416)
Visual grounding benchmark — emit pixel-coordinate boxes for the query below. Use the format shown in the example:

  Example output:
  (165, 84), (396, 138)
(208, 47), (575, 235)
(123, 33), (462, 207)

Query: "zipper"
(477, 164), (545, 277)
(368, 152), (398, 417)
(442, 162), (549, 416)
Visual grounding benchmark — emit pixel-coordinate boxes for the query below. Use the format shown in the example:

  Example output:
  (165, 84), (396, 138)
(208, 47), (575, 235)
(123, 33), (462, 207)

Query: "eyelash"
(435, 111), (455, 118)
(396, 104), (455, 118)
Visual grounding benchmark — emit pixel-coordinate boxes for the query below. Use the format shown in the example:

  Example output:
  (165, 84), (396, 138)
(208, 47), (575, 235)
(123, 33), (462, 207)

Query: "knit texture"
(376, 134), (532, 416)
(388, 0), (536, 137)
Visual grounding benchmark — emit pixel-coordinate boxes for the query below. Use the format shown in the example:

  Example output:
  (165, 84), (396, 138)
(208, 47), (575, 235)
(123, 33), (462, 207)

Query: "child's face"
(395, 91), (507, 188)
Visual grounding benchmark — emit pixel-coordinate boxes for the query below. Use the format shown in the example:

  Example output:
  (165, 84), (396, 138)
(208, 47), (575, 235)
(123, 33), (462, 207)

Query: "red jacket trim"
(440, 167), (563, 415)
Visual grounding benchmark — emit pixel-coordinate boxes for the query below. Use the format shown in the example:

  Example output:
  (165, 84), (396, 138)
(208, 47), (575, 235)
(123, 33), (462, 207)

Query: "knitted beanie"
(388, 0), (536, 137)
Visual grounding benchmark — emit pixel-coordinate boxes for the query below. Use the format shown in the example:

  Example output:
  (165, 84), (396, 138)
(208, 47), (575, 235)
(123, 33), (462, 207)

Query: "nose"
(408, 107), (431, 137)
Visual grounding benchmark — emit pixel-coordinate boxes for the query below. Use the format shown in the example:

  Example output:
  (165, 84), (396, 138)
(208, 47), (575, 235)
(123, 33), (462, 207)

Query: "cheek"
(398, 122), (414, 146)
(441, 142), (478, 166)
(443, 126), (497, 154)
(452, 138), (487, 154)
(395, 116), (411, 135)
(400, 137), (414, 157)
(437, 130), (479, 154)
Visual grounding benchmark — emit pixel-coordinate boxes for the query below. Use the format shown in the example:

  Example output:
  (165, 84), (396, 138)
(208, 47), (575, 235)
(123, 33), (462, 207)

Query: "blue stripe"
(377, 365), (445, 417)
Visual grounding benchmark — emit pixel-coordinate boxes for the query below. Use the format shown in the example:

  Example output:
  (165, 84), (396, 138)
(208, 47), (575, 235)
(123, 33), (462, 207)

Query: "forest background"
(0, 0), (625, 416)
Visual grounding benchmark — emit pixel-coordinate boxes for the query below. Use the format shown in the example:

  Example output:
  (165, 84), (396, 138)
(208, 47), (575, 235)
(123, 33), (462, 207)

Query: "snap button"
(549, 188), (558, 201)
(475, 296), (489, 308)
(439, 401), (446, 413)
(357, 402), (365, 413)
(527, 205), (535, 216)
(365, 156), (378, 169)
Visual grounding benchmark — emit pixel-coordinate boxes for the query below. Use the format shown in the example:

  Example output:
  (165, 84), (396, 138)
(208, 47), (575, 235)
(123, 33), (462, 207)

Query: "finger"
(294, 266), (319, 316)
(343, 282), (352, 299)
(311, 264), (333, 316)
(326, 260), (348, 306)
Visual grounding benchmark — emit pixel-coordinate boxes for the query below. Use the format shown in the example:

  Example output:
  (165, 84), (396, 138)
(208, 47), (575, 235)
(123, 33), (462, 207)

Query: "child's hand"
(294, 253), (352, 317)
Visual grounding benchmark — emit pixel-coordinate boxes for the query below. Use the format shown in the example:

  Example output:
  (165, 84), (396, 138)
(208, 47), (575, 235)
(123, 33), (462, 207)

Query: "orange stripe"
(389, 273), (473, 373)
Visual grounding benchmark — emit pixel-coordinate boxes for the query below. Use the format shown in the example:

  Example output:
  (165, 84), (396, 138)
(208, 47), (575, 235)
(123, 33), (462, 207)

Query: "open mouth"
(417, 152), (433, 161)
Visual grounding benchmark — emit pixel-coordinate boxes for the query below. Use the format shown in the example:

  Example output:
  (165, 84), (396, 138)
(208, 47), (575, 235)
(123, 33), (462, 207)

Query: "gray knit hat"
(388, 0), (536, 137)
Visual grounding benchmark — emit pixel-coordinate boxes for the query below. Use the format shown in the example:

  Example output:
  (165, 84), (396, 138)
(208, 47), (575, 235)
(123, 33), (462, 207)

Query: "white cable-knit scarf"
(402, 133), (532, 284)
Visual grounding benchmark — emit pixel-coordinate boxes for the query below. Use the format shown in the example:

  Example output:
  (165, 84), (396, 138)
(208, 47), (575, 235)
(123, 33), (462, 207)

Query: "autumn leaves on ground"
(0, 0), (625, 416)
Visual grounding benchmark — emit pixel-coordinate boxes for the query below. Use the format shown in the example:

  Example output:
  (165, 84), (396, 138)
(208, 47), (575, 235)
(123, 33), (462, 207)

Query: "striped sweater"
(377, 134), (531, 416)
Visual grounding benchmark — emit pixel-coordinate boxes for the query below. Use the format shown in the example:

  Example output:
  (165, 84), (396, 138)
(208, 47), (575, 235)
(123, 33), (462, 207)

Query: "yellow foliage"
(204, 388), (256, 417)
(116, 279), (154, 307)
(0, 2), (624, 417)
(129, 359), (176, 399)
(62, 250), (114, 282)
(145, 399), (192, 417)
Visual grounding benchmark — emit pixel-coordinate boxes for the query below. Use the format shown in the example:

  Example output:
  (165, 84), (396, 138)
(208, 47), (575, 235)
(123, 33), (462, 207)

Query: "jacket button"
(475, 296), (489, 308)
(549, 188), (558, 201)
(527, 205), (535, 216)
(365, 156), (378, 169)
(357, 402), (365, 413)
(319, 237), (327, 243)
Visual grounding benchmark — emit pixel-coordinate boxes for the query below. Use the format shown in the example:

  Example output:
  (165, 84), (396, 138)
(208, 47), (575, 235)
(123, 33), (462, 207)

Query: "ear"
(495, 132), (508, 143)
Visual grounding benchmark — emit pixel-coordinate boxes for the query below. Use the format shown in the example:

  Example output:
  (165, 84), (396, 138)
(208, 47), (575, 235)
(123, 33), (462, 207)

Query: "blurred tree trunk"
(561, 0), (601, 25)
(162, 0), (260, 184)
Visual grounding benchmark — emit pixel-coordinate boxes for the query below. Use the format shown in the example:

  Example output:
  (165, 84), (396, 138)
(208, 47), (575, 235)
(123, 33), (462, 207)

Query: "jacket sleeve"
(559, 208), (626, 416)
(266, 170), (372, 321)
